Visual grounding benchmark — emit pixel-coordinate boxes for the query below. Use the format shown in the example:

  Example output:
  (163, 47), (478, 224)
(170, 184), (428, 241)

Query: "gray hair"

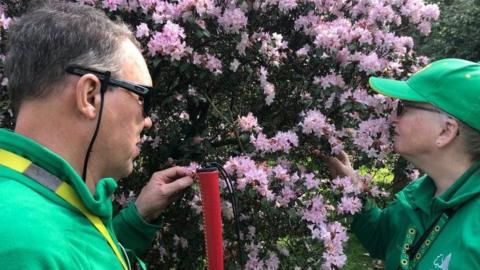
(459, 122), (480, 161)
(5, 2), (138, 114)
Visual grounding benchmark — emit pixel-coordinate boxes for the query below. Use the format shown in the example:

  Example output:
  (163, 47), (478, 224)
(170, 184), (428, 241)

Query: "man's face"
(96, 40), (153, 179)
(391, 101), (444, 159)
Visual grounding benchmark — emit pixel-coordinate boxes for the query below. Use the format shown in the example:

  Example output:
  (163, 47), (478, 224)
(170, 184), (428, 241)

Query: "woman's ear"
(435, 116), (459, 148)
(74, 74), (102, 119)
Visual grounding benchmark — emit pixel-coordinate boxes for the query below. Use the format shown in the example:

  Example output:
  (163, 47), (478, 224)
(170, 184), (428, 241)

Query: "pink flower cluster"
(193, 52), (223, 74)
(250, 130), (299, 154)
(302, 196), (349, 269)
(255, 32), (288, 65)
(148, 20), (192, 60)
(217, 8), (248, 33)
(353, 117), (392, 158)
(237, 112), (262, 133)
(0, 8), (11, 30)
(224, 156), (274, 199)
(300, 110), (334, 138)
(259, 67), (276, 105)
(314, 71), (346, 90)
(135, 23), (150, 38)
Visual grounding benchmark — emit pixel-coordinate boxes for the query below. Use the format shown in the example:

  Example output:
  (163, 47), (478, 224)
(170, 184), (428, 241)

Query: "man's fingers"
(161, 175), (194, 195)
(154, 166), (194, 183)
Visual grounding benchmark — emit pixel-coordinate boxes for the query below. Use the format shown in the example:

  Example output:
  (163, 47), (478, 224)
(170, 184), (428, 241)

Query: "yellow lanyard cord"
(0, 149), (129, 270)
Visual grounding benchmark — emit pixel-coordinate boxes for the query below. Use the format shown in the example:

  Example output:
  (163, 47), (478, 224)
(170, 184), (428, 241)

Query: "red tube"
(198, 169), (224, 270)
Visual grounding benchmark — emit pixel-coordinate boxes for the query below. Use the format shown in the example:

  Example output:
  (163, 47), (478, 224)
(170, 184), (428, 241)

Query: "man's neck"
(15, 114), (99, 194)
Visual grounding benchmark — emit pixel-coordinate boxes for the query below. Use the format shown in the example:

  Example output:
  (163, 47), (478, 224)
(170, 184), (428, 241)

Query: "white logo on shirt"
(433, 253), (452, 270)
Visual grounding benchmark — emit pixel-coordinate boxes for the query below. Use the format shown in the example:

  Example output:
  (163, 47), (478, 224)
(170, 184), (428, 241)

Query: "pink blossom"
(177, 0), (219, 18)
(301, 195), (327, 225)
(278, 0), (298, 12)
(420, 4), (440, 20)
(314, 72), (346, 90)
(337, 196), (363, 215)
(356, 52), (385, 74)
(368, 4), (396, 25)
(193, 52), (223, 74)
(276, 186), (296, 206)
(238, 112), (261, 132)
(102, 0), (125, 11)
(272, 165), (289, 181)
(304, 173), (319, 190)
(137, 0), (156, 13)
(250, 131), (299, 154)
(322, 252), (347, 269)
(271, 131), (299, 152)
(417, 21), (432, 35)
(224, 156), (256, 178)
(296, 44), (311, 56)
(135, 23), (150, 38)
(0, 13), (11, 29)
(265, 252), (280, 270)
(245, 243), (263, 270)
(218, 8), (248, 33)
(336, 47), (352, 66)
(186, 162), (200, 173)
(300, 110), (334, 138)
(353, 117), (392, 158)
(236, 32), (251, 55)
(250, 133), (272, 153)
(259, 67), (276, 105)
(152, 2), (178, 24)
(332, 176), (362, 195)
(148, 21), (191, 60)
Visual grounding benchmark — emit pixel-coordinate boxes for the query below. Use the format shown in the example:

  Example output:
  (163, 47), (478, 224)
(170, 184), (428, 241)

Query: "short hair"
(5, 2), (138, 114)
(459, 122), (480, 161)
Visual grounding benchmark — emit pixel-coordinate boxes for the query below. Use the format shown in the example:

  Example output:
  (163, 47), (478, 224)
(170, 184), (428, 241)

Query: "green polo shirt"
(0, 128), (161, 269)
(352, 160), (480, 270)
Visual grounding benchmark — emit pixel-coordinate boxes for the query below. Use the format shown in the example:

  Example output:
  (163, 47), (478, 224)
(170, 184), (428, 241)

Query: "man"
(327, 58), (480, 269)
(0, 2), (193, 269)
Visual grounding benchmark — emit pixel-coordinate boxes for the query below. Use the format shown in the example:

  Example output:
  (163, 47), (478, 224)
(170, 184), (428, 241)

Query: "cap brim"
(369, 77), (427, 102)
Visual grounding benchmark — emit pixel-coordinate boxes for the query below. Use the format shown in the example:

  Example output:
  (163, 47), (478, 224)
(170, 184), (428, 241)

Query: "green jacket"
(0, 128), (161, 269)
(352, 161), (480, 270)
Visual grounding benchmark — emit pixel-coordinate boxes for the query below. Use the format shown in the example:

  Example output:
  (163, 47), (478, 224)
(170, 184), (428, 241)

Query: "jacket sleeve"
(112, 202), (163, 256)
(351, 198), (400, 259)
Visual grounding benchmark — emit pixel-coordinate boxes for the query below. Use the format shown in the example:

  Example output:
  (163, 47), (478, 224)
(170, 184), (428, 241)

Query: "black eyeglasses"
(65, 65), (153, 117)
(396, 101), (441, 117)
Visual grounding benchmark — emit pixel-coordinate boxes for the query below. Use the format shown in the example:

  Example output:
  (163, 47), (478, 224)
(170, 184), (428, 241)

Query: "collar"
(0, 128), (117, 218)
(405, 160), (480, 215)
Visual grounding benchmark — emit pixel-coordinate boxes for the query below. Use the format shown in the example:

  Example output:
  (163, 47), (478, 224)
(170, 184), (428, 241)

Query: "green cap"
(369, 58), (480, 131)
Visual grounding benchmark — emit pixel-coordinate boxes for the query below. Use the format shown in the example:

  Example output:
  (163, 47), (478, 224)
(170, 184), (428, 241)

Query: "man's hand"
(135, 166), (194, 223)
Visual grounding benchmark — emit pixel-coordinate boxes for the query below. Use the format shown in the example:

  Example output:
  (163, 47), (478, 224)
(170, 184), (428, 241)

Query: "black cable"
(82, 71), (111, 181)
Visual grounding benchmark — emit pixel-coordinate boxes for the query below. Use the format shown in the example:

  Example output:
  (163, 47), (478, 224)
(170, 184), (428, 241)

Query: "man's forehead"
(117, 40), (152, 87)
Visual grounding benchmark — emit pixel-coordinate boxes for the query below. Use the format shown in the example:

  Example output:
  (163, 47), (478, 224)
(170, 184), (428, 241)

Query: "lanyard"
(398, 211), (452, 270)
(0, 148), (129, 270)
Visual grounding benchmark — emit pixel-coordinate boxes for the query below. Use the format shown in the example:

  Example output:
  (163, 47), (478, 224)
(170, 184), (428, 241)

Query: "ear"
(74, 74), (102, 120)
(435, 117), (459, 148)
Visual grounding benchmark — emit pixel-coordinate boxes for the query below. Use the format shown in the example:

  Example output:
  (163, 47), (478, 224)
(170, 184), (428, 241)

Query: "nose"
(143, 116), (153, 129)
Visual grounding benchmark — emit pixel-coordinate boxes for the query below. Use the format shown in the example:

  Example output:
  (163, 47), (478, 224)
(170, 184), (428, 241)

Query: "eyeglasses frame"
(396, 100), (461, 136)
(396, 101), (442, 117)
(65, 65), (153, 117)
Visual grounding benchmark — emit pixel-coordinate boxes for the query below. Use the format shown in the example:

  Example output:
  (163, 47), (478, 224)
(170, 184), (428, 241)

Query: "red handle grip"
(198, 170), (224, 270)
